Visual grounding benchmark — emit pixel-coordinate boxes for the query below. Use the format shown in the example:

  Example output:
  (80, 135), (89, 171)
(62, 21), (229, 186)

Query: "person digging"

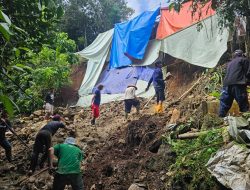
(49, 137), (84, 190)
(124, 85), (140, 120)
(29, 114), (70, 174)
(91, 84), (104, 125)
(146, 61), (166, 113)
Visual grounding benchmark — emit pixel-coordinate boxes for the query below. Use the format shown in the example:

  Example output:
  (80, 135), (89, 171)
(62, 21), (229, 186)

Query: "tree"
(0, 1), (78, 114)
(59, 0), (134, 50)
(170, 0), (250, 56)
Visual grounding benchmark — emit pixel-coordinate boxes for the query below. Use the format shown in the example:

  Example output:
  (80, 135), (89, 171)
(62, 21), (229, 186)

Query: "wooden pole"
(18, 167), (49, 185)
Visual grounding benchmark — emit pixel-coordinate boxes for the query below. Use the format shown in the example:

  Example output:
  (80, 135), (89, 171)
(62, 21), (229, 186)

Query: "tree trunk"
(245, 16), (250, 58)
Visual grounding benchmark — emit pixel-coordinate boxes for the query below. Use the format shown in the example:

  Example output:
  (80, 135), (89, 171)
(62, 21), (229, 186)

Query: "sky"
(126, 0), (169, 18)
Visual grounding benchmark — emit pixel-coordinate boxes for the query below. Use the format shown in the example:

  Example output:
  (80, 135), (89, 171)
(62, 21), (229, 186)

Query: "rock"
(23, 117), (30, 121)
(63, 110), (70, 117)
(139, 172), (147, 181)
(128, 183), (146, 190)
(207, 99), (240, 116)
(33, 118), (40, 122)
(28, 176), (36, 183)
(170, 108), (181, 123)
(33, 110), (43, 116)
(90, 184), (96, 190)
(160, 175), (166, 181)
(59, 132), (65, 137)
(118, 139), (126, 144)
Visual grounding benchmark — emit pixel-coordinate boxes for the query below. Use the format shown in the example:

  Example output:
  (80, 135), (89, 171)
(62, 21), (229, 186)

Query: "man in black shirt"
(29, 114), (68, 173)
(219, 50), (250, 117)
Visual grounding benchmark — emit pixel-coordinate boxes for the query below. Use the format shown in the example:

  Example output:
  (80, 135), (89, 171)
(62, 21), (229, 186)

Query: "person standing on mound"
(91, 84), (104, 125)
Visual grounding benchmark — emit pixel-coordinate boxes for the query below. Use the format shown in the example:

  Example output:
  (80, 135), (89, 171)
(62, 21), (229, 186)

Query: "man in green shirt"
(49, 137), (84, 190)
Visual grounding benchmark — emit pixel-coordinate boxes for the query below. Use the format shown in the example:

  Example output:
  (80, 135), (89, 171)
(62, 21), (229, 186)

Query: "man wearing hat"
(124, 85), (140, 119)
(146, 61), (165, 113)
(219, 50), (250, 117)
(29, 114), (69, 174)
(49, 137), (84, 190)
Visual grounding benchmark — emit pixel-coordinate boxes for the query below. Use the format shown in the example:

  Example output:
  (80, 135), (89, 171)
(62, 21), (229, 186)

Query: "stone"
(128, 183), (146, 190)
(33, 110), (43, 116)
(170, 108), (181, 123)
(33, 118), (40, 122)
(63, 110), (70, 117)
(23, 117), (30, 121)
(139, 172), (147, 181)
(207, 100), (240, 116)
(90, 184), (97, 190)
(28, 176), (36, 183)
(160, 175), (166, 181)
(118, 139), (126, 144)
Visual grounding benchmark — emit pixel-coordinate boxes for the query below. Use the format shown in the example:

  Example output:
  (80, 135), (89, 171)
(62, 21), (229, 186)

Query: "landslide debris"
(0, 64), (233, 190)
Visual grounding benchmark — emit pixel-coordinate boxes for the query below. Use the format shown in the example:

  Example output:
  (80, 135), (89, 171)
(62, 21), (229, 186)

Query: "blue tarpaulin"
(109, 8), (160, 69)
(94, 66), (154, 94)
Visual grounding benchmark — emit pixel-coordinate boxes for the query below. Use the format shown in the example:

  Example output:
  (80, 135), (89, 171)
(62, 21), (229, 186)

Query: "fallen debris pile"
(1, 65), (249, 190)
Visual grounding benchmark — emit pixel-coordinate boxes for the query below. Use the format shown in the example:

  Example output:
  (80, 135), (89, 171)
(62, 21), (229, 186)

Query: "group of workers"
(92, 61), (168, 125)
(92, 49), (250, 123)
(0, 50), (250, 190)
(0, 104), (83, 189)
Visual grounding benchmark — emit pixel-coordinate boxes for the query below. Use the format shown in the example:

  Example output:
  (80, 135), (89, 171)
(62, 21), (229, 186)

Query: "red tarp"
(156, 1), (216, 40)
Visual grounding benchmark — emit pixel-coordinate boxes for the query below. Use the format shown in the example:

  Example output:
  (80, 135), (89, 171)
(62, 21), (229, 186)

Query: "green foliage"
(204, 67), (224, 97)
(165, 129), (224, 189)
(4, 32), (77, 113)
(59, 0), (134, 49)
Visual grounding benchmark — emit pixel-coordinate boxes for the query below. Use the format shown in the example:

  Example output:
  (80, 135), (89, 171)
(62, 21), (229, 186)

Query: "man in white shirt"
(124, 85), (140, 119)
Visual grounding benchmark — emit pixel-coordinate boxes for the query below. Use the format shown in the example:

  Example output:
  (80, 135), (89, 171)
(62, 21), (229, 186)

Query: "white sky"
(126, 0), (169, 18)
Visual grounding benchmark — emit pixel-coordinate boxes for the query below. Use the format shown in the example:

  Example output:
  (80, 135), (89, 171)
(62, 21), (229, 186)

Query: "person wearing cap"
(146, 61), (165, 113)
(49, 137), (84, 190)
(91, 84), (104, 125)
(29, 114), (68, 173)
(219, 50), (250, 117)
(124, 85), (140, 120)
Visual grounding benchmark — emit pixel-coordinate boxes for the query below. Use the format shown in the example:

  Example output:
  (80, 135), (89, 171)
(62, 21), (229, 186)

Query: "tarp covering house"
(76, 0), (229, 107)
(156, 1), (216, 39)
(109, 8), (160, 69)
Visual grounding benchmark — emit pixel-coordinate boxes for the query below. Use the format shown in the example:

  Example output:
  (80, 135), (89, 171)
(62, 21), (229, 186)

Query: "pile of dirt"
(84, 115), (175, 190)
(0, 62), (226, 190)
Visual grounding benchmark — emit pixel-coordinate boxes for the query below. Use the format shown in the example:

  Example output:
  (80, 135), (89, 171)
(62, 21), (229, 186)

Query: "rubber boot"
(6, 147), (12, 162)
(91, 118), (95, 125)
(155, 104), (160, 113)
(158, 103), (163, 113)
(125, 112), (128, 119)
(136, 106), (140, 114)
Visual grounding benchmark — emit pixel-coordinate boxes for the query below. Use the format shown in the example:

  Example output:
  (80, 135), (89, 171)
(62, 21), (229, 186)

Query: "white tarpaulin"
(207, 143), (250, 190)
(76, 80), (155, 107)
(76, 14), (229, 107)
(76, 29), (114, 97)
(207, 117), (250, 190)
(160, 15), (229, 68)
